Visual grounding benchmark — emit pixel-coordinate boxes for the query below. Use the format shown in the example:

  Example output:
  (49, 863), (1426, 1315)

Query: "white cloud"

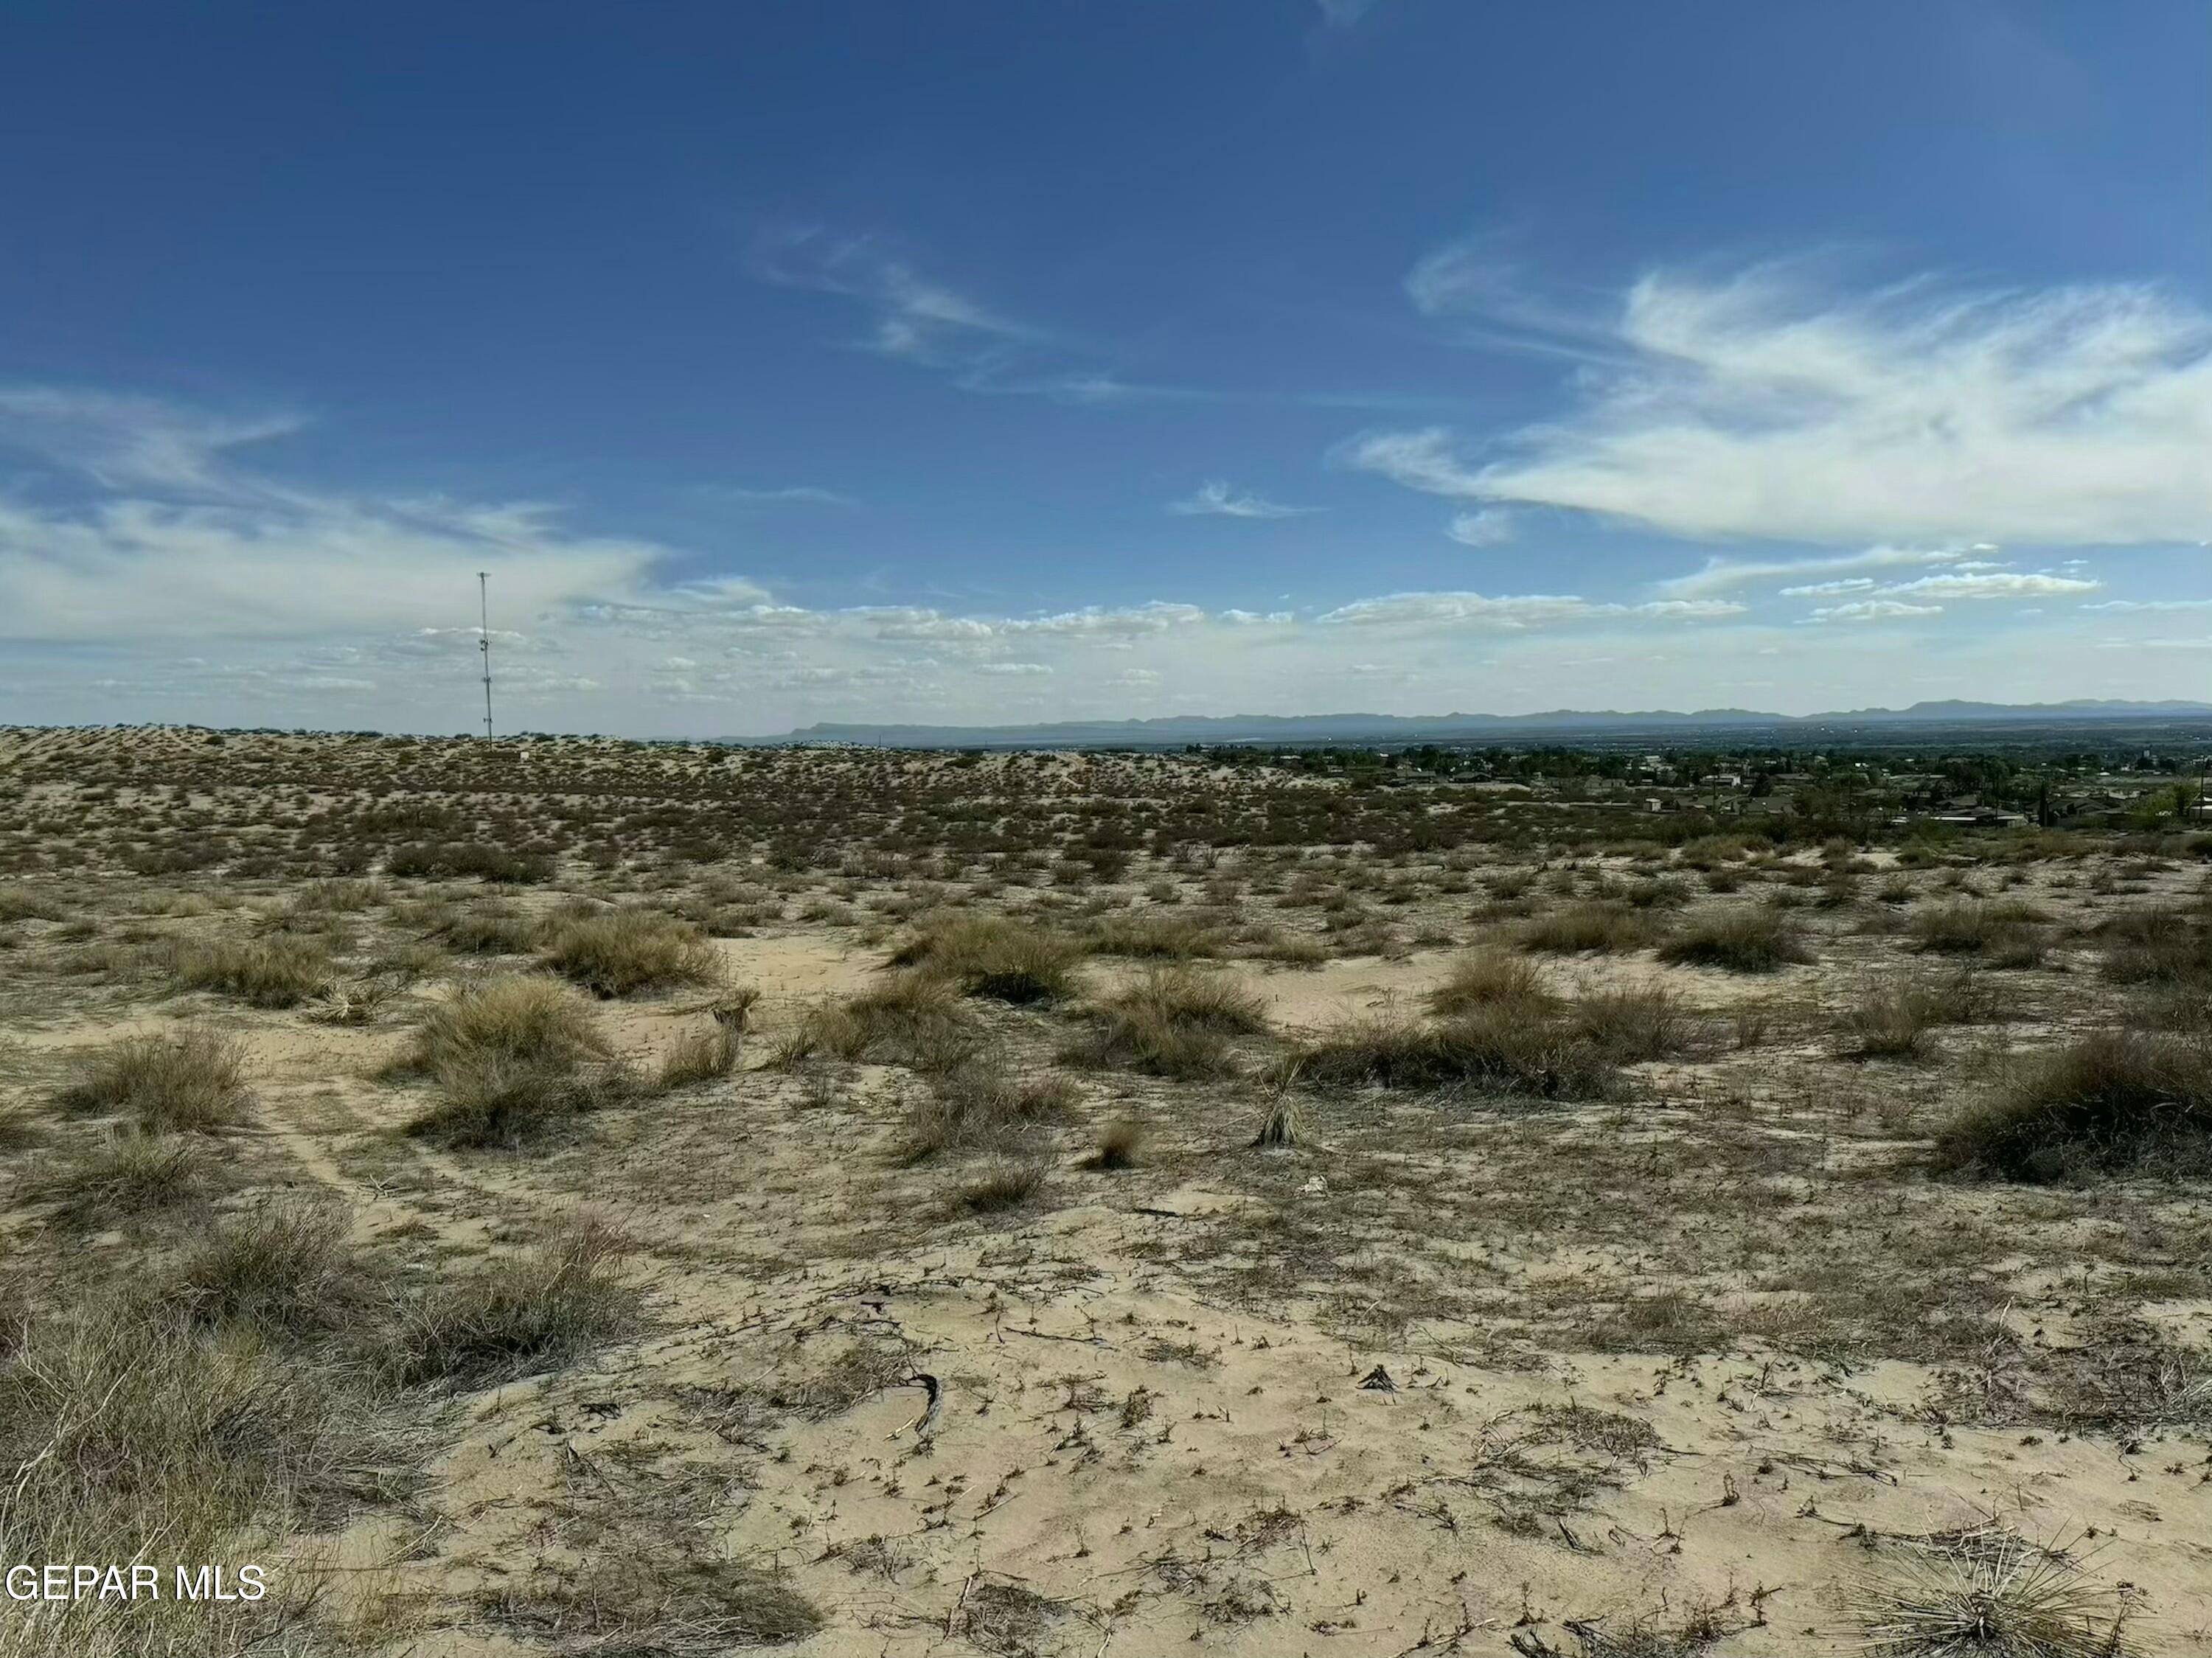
(2084, 597), (2212, 611)
(0, 384), (305, 495)
(1169, 479), (1318, 519)
(1000, 602), (1208, 637)
(1874, 571), (2100, 600)
(702, 484), (858, 509)
(748, 228), (1201, 403)
(1631, 599), (1746, 619)
(1447, 509), (1514, 546)
(1808, 599), (1946, 623)
(1779, 578), (1877, 597)
(1660, 545), (1982, 598)
(5, 380), (2195, 734)
(1354, 260), (2212, 545)
(1316, 591), (1592, 628)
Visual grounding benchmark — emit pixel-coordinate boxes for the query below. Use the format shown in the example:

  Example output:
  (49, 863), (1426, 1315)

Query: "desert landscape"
(1, 722), (2208, 1657)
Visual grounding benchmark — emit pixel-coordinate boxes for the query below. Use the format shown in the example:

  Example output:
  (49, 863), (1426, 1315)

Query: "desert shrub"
(58, 1029), (248, 1132)
(955, 1158), (1046, 1213)
(2101, 899), (2212, 988)
(904, 1058), (1077, 1160)
(1848, 1530), (2139, 1657)
(782, 974), (978, 1071)
(169, 934), (333, 1007)
(1302, 1004), (1617, 1100)
(657, 1023), (742, 1088)
(394, 976), (627, 1148)
(1517, 902), (1655, 955)
(0, 884), (63, 922)
(1658, 907), (1812, 972)
(1091, 1116), (1144, 1169)
(1912, 899), (2049, 966)
(1571, 985), (1690, 1062)
(288, 878), (383, 914)
(397, 974), (608, 1074)
(1248, 929), (1328, 966)
(1934, 1030), (2212, 1180)
(0, 1290), (361, 1655)
(490, 1543), (821, 1653)
(35, 1132), (209, 1228)
(412, 899), (542, 955)
(1427, 950), (1554, 1020)
(1837, 971), (1992, 1059)
(1088, 911), (1224, 961)
(170, 1199), (366, 1340)
(386, 841), (552, 883)
(389, 1216), (637, 1388)
(1065, 968), (1267, 1079)
(539, 909), (720, 997)
(891, 913), (1084, 1003)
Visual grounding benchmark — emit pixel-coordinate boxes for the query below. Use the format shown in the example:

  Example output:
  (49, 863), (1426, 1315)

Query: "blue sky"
(1, 1), (2205, 734)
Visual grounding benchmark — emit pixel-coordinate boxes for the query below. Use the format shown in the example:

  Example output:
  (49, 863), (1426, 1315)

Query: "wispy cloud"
(1446, 509), (1514, 546)
(1169, 479), (1318, 519)
(3, 380), (2190, 731)
(1876, 571), (2099, 600)
(700, 484), (859, 509)
(1659, 545), (1987, 599)
(1808, 599), (1946, 623)
(1354, 257), (2212, 545)
(749, 227), (1203, 404)
(0, 384), (305, 496)
(1315, 591), (1744, 627)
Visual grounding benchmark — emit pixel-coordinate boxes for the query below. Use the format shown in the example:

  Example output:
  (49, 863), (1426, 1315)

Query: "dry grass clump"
(1518, 902), (1657, 955)
(389, 1215), (638, 1389)
(35, 1131), (210, 1229)
(1088, 910), (1224, 960)
(169, 933), (333, 1006)
(955, 1157), (1047, 1213)
(891, 912), (1085, 1002)
(1837, 971), (1993, 1059)
(170, 1199), (367, 1340)
(1848, 1533), (2138, 1657)
(386, 840), (552, 883)
(782, 973), (978, 1070)
(1570, 985), (1691, 1062)
(1934, 1030), (2212, 1180)
(1065, 967), (1268, 1079)
(406, 897), (542, 955)
(904, 1057), (1077, 1160)
(1657, 905), (1812, 972)
(2100, 897), (2212, 988)
(1427, 950), (1554, 1019)
(1091, 1115), (1145, 1169)
(0, 1289), (358, 1656)
(539, 908), (720, 997)
(1302, 1003), (1618, 1100)
(1912, 899), (2050, 967)
(58, 1028), (249, 1132)
(288, 877), (383, 913)
(0, 882), (63, 922)
(658, 1022), (743, 1088)
(490, 1540), (822, 1654)
(393, 975), (630, 1148)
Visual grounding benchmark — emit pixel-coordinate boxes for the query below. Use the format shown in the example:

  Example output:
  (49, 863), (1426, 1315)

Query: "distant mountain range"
(745, 700), (2212, 749)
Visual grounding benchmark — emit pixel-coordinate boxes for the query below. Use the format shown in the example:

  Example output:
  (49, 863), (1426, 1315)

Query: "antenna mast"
(478, 571), (494, 739)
